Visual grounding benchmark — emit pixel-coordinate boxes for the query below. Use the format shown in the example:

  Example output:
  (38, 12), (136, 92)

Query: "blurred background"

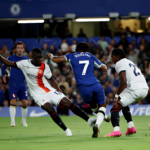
(0, 0), (150, 115)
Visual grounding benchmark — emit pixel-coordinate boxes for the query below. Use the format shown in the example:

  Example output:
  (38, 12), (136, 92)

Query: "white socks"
(96, 107), (106, 128)
(21, 107), (28, 123)
(128, 121), (134, 128)
(114, 126), (120, 131)
(9, 105), (16, 124)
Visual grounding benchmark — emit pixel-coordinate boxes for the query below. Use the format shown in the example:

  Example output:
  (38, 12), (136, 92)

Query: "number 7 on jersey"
(79, 60), (89, 75)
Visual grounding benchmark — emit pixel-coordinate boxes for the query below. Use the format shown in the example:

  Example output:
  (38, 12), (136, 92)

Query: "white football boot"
(22, 121), (28, 126)
(10, 122), (15, 127)
(65, 128), (72, 136)
(87, 117), (97, 127)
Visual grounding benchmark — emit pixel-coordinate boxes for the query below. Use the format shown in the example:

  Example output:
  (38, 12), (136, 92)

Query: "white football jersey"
(16, 59), (54, 97)
(115, 58), (148, 90)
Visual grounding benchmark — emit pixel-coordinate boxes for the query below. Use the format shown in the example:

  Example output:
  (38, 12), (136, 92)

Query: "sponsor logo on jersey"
(27, 73), (42, 79)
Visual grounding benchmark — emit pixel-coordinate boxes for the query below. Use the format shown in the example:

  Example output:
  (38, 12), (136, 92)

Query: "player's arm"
(116, 71), (127, 95)
(93, 55), (107, 71)
(0, 55), (17, 68)
(46, 53), (66, 63)
(48, 77), (62, 93)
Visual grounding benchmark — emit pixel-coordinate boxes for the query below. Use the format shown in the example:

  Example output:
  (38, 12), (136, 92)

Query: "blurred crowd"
(0, 27), (150, 113)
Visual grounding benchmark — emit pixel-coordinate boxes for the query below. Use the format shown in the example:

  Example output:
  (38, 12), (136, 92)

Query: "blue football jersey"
(1, 54), (29, 86)
(65, 52), (102, 87)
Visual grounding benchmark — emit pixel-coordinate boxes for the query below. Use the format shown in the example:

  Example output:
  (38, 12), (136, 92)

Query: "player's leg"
(104, 100), (123, 137)
(122, 106), (136, 135)
(41, 102), (72, 136)
(90, 83), (107, 138)
(10, 98), (17, 127)
(9, 85), (18, 127)
(91, 102), (110, 122)
(50, 89), (96, 129)
(19, 88), (28, 126)
(21, 99), (28, 126)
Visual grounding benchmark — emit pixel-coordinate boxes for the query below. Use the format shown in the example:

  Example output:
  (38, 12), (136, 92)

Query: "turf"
(0, 116), (150, 150)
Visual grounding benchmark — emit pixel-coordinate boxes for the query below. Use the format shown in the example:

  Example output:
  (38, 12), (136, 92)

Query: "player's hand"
(100, 64), (107, 72)
(114, 97), (119, 108)
(46, 53), (51, 58)
(3, 75), (7, 83)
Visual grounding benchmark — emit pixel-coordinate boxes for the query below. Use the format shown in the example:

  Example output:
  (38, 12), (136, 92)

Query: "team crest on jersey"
(12, 94), (15, 98)
(39, 70), (43, 74)
(10, 3), (21, 16)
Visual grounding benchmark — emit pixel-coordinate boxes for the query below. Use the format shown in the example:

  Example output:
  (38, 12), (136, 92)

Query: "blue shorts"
(9, 83), (28, 100)
(78, 83), (105, 105)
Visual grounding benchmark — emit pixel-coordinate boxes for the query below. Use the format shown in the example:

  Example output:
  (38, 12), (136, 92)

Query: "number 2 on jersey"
(129, 63), (140, 76)
(79, 60), (89, 75)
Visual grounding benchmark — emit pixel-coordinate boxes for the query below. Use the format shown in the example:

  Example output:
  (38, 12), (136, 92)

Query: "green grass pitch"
(0, 116), (150, 150)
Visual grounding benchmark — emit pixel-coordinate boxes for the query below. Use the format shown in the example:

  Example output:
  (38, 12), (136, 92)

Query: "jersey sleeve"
(64, 53), (72, 61)
(92, 55), (102, 68)
(44, 64), (52, 79)
(115, 61), (126, 74)
(16, 60), (24, 70)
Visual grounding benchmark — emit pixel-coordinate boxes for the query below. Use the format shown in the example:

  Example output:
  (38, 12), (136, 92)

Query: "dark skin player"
(0, 49), (96, 136)
(111, 54), (126, 111)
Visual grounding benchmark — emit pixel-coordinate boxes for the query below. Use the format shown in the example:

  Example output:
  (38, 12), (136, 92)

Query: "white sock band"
(128, 121), (134, 128)
(114, 126), (120, 131)
(96, 107), (106, 128)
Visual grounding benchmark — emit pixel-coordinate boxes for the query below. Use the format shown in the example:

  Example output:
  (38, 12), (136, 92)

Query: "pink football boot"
(104, 131), (122, 137)
(125, 127), (136, 135)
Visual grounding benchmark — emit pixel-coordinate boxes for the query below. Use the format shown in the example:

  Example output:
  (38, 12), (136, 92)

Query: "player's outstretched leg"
(21, 100), (28, 126)
(9, 104), (16, 127)
(122, 106), (136, 135)
(42, 102), (72, 136)
(59, 98), (97, 127)
(104, 108), (122, 137)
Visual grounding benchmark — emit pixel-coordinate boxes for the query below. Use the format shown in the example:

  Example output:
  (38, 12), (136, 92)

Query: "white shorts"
(33, 90), (66, 107)
(119, 88), (148, 107)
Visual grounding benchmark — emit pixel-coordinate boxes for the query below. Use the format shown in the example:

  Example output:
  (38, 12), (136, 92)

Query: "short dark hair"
(76, 42), (89, 52)
(111, 48), (126, 59)
(14, 41), (26, 49)
(32, 48), (42, 56)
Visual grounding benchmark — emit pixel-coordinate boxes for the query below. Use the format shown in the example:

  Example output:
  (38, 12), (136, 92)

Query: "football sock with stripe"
(96, 107), (106, 128)
(110, 108), (120, 131)
(68, 103), (89, 122)
(10, 104), (16, 124)
(50, 112), (67, 131)
(21, 106), (28, 123)
(122, 106), (134, 128)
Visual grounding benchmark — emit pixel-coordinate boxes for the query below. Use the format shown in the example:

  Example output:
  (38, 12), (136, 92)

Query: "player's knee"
(60, 97), (72, 107)
(22, 100), (27, 108)
(98, 107), (106, 116)
(42, 103), (55, 114)
(10, 99), (17, 105)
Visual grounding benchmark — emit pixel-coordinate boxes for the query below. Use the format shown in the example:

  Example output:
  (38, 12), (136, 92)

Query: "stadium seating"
(39, 37), (62, 51)
(137, 36), (150, 47)
(88, 37), (111, 47)
(66, 37), (87, 45)
(15, 38), (38, 52)
(0, 39), (14, 51)
(114, 36), (136, 46)
(126, 36), (136, 44)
